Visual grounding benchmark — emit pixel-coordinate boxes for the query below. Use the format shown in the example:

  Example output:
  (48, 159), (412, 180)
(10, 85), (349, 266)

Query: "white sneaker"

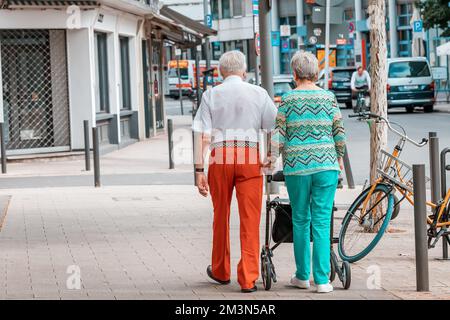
(316, 282), (333, 293)
(290, 275), (310, 289)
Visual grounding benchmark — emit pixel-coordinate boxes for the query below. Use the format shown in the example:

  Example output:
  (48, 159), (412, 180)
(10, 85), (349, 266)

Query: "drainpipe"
(388, 0), (398, 58)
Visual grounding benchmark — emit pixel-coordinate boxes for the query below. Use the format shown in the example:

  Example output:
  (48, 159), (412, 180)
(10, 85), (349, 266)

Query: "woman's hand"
(338, 157), (344, 172)
(262, 159), (275, 175)
(196, 172), (209, 197)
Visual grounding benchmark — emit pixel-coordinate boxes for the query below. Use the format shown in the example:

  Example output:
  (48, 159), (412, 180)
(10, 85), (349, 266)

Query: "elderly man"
(192, 51), (277, 293)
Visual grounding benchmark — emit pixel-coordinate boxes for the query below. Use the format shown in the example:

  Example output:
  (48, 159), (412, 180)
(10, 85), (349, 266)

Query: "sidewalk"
(0, 184), (448, 300)
(0, 116), (194, 186)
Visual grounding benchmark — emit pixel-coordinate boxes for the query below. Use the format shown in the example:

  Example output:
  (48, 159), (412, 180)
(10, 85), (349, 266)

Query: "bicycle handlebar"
(349, 112), (428, 147)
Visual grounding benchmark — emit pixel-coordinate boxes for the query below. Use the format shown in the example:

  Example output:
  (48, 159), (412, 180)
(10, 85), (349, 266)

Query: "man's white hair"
(219, 50), (247, 74)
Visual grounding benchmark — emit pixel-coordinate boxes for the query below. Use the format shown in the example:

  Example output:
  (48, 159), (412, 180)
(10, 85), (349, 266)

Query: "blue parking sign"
(206, 14), (212, 28)
(413, 20), (423, 32)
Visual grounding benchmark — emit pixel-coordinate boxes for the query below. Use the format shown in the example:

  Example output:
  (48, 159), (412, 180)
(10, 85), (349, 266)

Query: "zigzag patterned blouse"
(270, 89), (346, 176)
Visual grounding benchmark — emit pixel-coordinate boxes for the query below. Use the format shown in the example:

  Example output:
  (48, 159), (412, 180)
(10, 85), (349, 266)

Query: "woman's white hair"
(219, 50), (247, 74)
(290, 50), (319, 81)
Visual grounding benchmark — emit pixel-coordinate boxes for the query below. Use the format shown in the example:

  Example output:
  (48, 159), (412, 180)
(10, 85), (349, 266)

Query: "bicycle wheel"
(338, 183), (394, 263)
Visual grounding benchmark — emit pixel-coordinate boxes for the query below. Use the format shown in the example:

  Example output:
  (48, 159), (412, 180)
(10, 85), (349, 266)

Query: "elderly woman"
(269, 51), (346, 293)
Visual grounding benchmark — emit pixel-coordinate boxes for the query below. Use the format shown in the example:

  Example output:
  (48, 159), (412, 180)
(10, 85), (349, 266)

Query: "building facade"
(169, 0), (446, 75)
(0, 0), (212, 156)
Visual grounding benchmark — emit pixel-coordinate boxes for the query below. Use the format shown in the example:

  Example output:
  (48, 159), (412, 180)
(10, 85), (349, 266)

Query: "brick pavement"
(0, 185), (448, 300)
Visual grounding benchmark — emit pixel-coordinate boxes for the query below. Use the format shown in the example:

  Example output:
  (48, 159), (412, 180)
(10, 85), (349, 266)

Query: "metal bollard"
(0, 123), (6, 174)
(428, 133), (447, 259)
(168, 119), (174, 169)
(413, 164), (430, 292)
(429, 133), (440, 204)
(84, 120), (91, 172)
(343, 146), (355, 189)
(440, 148), (450, 259)
(92, 127), (101, 188)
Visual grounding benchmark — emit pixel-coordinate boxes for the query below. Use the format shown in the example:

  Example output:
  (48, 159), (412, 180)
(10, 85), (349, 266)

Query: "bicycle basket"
(377, 150), (430, 192)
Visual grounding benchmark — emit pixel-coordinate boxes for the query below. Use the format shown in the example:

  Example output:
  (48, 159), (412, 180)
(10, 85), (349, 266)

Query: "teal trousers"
(285, 170), (339, 285)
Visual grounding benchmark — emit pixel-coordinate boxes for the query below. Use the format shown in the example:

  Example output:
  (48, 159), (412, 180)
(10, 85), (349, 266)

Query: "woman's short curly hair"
(290, 50), (319, 82)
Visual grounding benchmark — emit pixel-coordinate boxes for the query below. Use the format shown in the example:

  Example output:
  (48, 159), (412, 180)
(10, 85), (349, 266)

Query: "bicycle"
(353, 85), (370, 114)
(337, 111), (450, 263)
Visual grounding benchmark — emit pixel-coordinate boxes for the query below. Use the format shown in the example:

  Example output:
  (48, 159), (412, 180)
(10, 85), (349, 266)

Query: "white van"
(387, 57), (435, 113)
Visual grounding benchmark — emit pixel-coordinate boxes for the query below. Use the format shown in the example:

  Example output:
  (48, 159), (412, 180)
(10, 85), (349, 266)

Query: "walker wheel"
(261, 248), (272, 290)
(329, 257), (337, 283)
(341, 261), (351, 290)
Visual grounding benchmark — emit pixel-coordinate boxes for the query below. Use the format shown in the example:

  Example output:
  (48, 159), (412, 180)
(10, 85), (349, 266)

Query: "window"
(119, 36), (132, 110)
(168, 67), (188, 79)
(344, 8), (353, 21)
(222, 0), (231, 19)
(211, 0), (219, 20)
(244, 0), (253, 16)
(95, 32), (109, 113)
(235, 40), (244, 53)
(232, 0), (242, 17)
(388, 61), (431, 78)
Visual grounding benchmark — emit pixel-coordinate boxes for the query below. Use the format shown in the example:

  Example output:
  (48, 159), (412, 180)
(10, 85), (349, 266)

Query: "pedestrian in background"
(192, 51), (277, 293)
(267, 51), (346, 293)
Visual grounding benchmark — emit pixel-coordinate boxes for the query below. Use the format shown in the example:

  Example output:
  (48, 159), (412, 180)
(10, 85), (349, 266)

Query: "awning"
(437, 42), (450, 56)
(160, 5), (217, 38)
(1, 0), (98, 9)
(148, 13), (200, 48)
(146, 5), (216, 49)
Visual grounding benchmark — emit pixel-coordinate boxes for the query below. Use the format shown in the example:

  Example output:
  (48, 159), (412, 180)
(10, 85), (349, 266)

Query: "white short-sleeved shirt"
(192, 75), (277, 145)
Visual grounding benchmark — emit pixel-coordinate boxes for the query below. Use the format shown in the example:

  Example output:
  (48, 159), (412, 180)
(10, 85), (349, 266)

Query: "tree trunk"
(368, 0), (388, 232)
(369, 0), (388, 184)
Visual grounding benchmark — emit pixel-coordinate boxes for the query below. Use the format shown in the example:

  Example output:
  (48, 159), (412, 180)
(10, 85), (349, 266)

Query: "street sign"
(206, 14), (212, 28)
(252, 0), (259, 33)
(309, 36), (318, 45)
(413, 20), (423, 32)
(348, 21), (355, 33)
(280, 25), (291, 37)
(336, 38), (347, 45)
(271, 31), (280, 46)
(252, 0), (258, 15)
(281, 38), (290, 53)
(432, 67), (448, 80)
(255, 33), (261, 56)
(297, 25), (307, 37)
(175, 48), (181, 56)
(313, 28), (322, 37)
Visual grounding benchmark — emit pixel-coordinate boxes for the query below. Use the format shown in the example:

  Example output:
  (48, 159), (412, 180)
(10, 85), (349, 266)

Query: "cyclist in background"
(351, 66), (371, 93)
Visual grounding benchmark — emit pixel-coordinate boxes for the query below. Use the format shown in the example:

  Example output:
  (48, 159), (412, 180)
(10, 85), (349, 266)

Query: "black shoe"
(241, 286), (257, 293)
(206, 265), (230, 285)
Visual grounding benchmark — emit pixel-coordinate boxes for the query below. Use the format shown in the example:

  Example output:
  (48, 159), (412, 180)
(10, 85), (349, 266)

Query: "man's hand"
(338, 157), (344, 172)
(196, 172), (209, 197)
(261, 158), (275, 175)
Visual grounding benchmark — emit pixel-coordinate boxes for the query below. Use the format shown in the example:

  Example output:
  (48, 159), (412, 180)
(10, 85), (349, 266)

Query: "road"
(167, 96), (450, 186)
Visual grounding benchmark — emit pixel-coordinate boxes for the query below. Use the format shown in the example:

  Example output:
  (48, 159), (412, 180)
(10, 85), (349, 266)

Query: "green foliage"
(417, 0), (450, 36)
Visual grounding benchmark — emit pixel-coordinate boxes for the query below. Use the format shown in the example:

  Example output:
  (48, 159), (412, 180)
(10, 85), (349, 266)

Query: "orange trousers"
(207, 146), (263, 289)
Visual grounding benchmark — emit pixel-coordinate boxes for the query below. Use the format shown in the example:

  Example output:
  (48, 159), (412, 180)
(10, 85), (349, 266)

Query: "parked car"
(249, 75), (295, 106)
(273, 75), (296, 105)
(329, 67), (356, 109)
(387, 57), (435, 113)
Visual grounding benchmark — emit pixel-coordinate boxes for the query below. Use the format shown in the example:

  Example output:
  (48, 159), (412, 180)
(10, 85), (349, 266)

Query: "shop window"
(119, 36), (132, 110)
(95, 32), (110, 113)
